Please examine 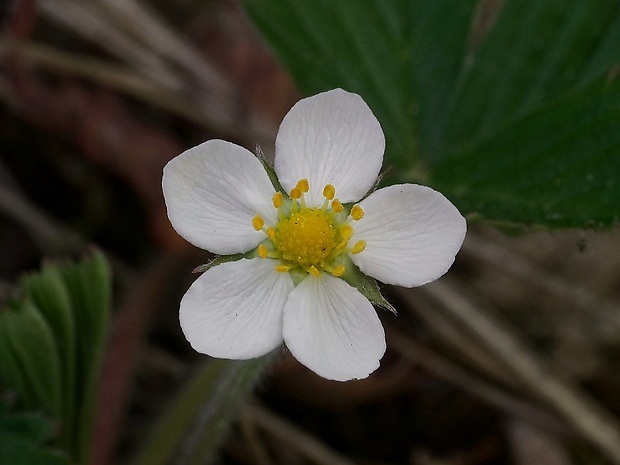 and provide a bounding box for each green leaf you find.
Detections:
[0,299,63,417]
[56,250,111,464]
[0,431,68,465]
[0,399,57,446]
[20,264,76,447]
[434,76,620,228]
[438,0,620,152]
[244,0,620,228]
[130,356,274,465]
[245,0,419,172]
